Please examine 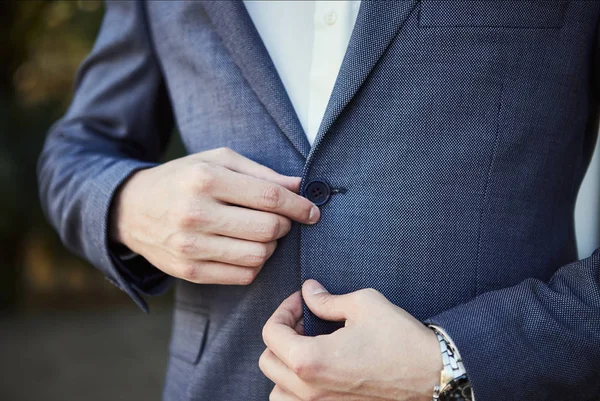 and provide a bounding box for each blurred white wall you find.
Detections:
[575,136,600,258]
